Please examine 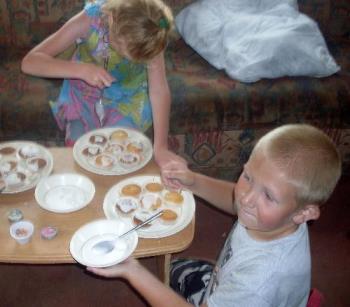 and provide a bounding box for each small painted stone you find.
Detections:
[8,209,23,223]
[40,226,58,240]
